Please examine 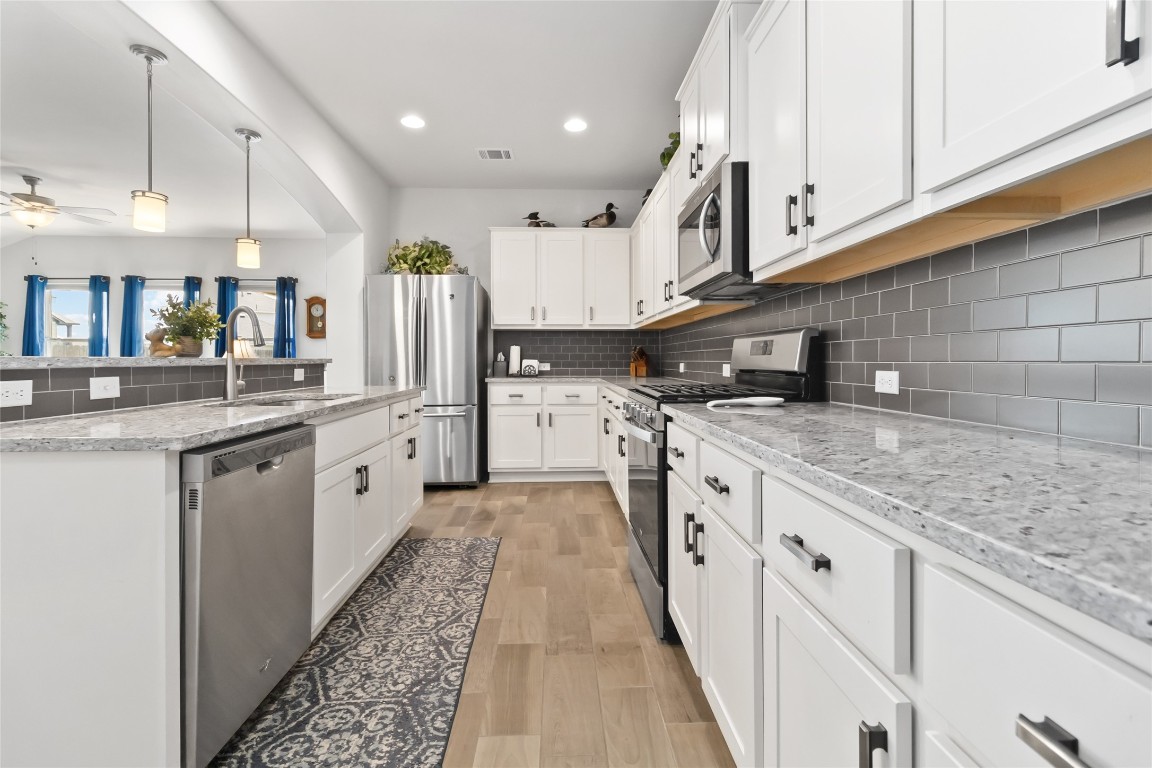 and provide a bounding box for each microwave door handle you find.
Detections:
[698,193,718,261]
